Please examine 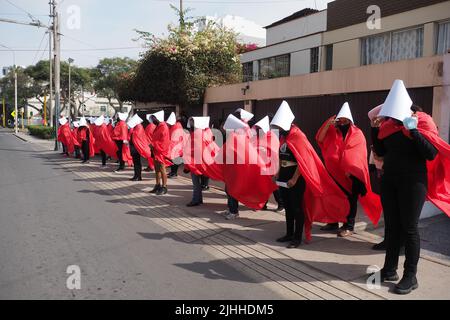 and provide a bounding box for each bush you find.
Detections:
[28,125,55,139]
